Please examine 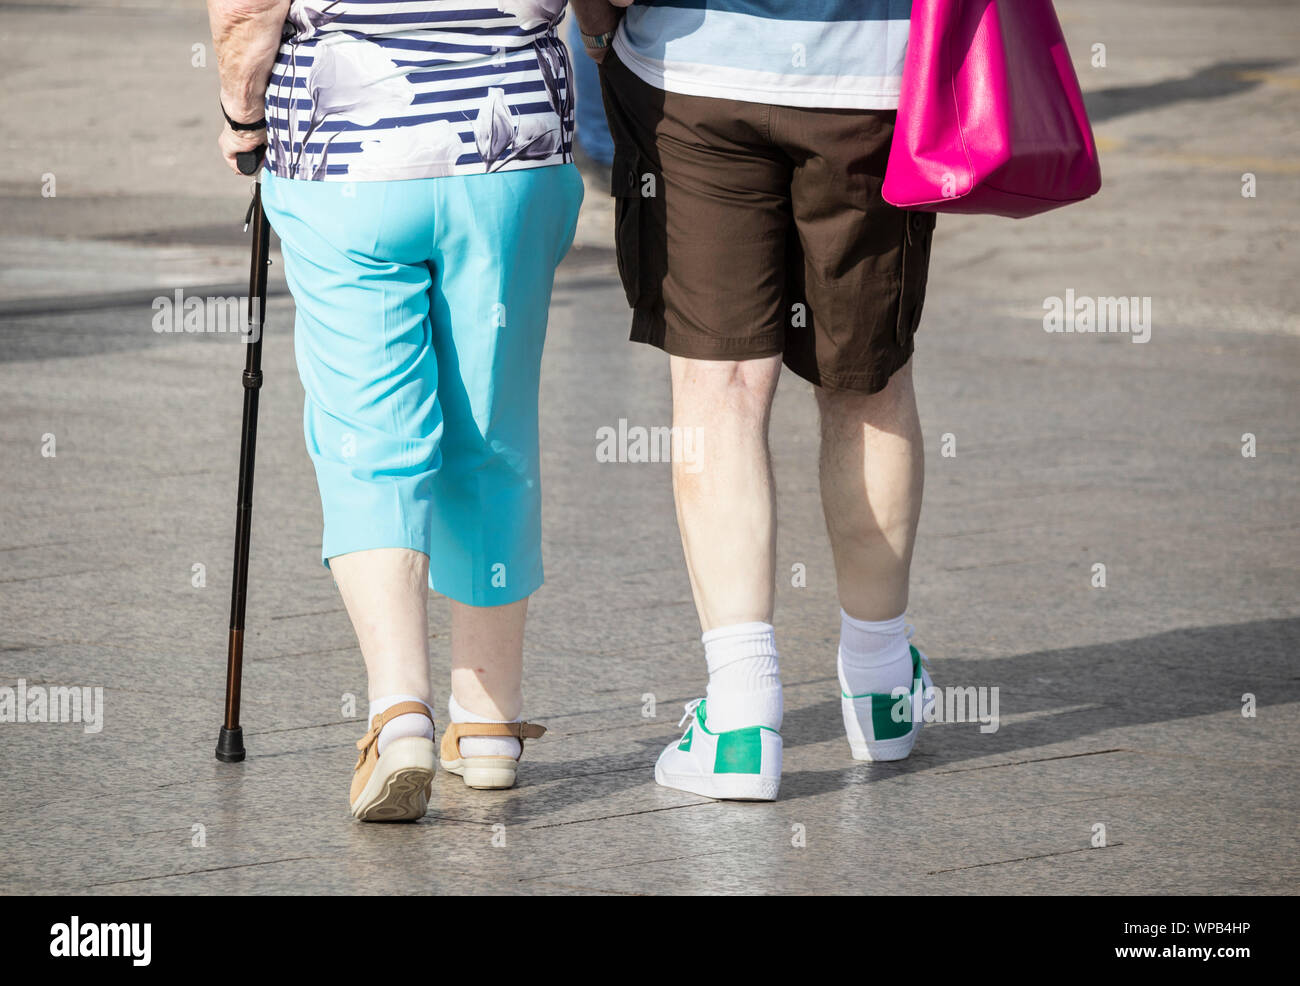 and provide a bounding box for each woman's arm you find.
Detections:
[206,0,291,173]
